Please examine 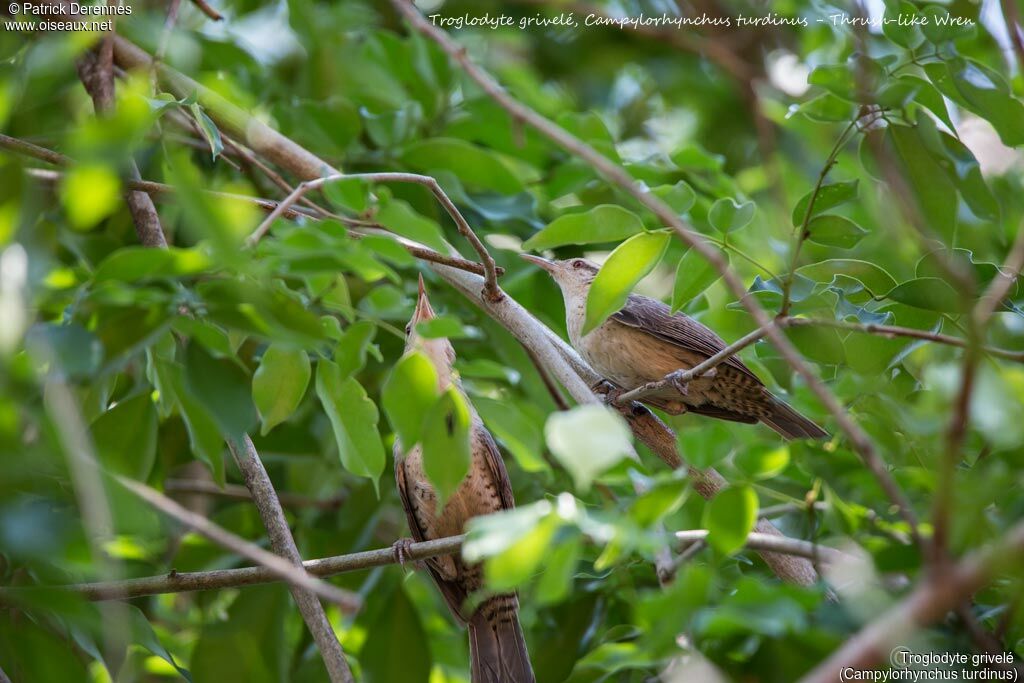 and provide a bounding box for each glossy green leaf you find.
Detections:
[734,446,790,479]
[545,405,632,490]
[791,180,858,227]
[888,124,958,239]
[926,59,1024,147]
[360,585,432,683]
[252,345,310,436]
[806,215,868,249]
[381,351,440,449]
[798,259,897,294]
[798,93,857,122]
[651,182,697,214]
[316,360,386,493]
[882,0,924,48]
[94,247,211,282]
[189,103,223,160]
[671,246,728,312]
[335,320,377,379]
[401,138,523,194]
[26,323,103,377]
[182,343,257,440]
[523,205,644,251]
[703,486,759,556]
[322,177,369,214]
[583,231,671,335]
[420,386,472,508]
[91,394,157,480]
[535,533,583,605]
[708,198,755,233]
[375,198,449,254]
[886,277,968,312]
[920,6,975,43]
